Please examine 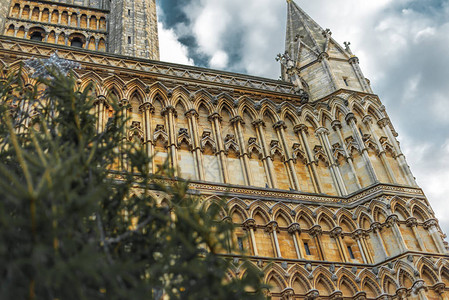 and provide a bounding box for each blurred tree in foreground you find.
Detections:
[0,57,266,300]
